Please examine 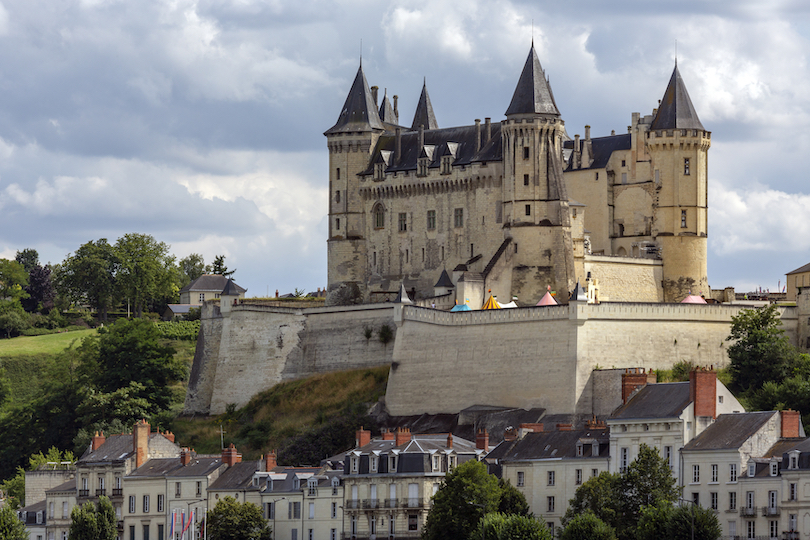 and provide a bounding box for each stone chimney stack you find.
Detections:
[371,86,378,107]
[573,134,581,169]
[222,443,242,467]
[476,429,489,451]
[689,368,717,419]
[395,128,402,164]
[475,119,481,153]
[485,117,491,143]
[381,428,395,441]
[355,427,371,448]
[394,427,412,446]
[393,95,399,123]
[265,451,278,472]
[133,419,150,468]
[419,124,425,148]
[180,448,191,466]
[446,433,453,449]
[92,431,106,451]
[782,410,801,438]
